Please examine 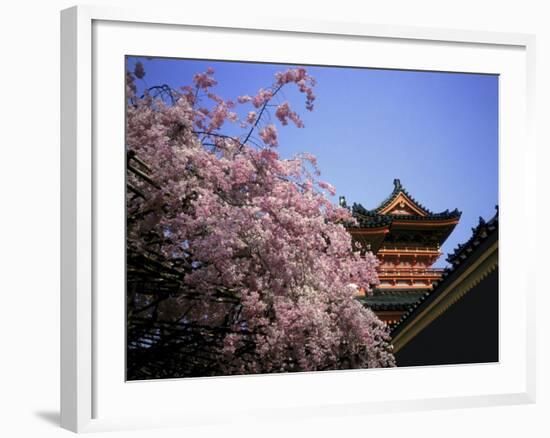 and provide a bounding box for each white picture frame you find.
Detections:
[60,5,537,433]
